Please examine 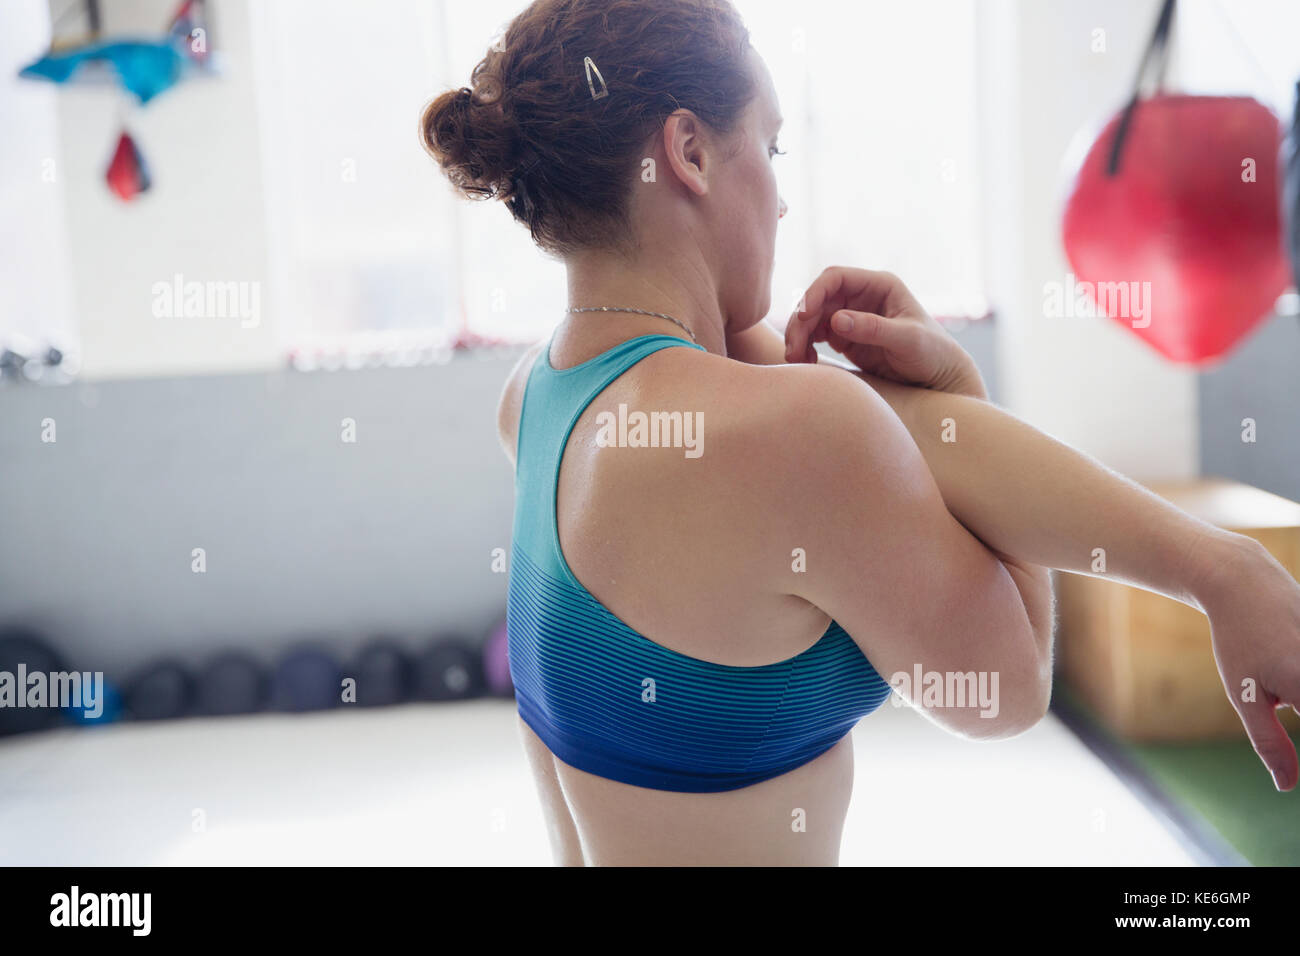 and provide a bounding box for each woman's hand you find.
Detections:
[784,266,988,399]
[1195,535,1300,791]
